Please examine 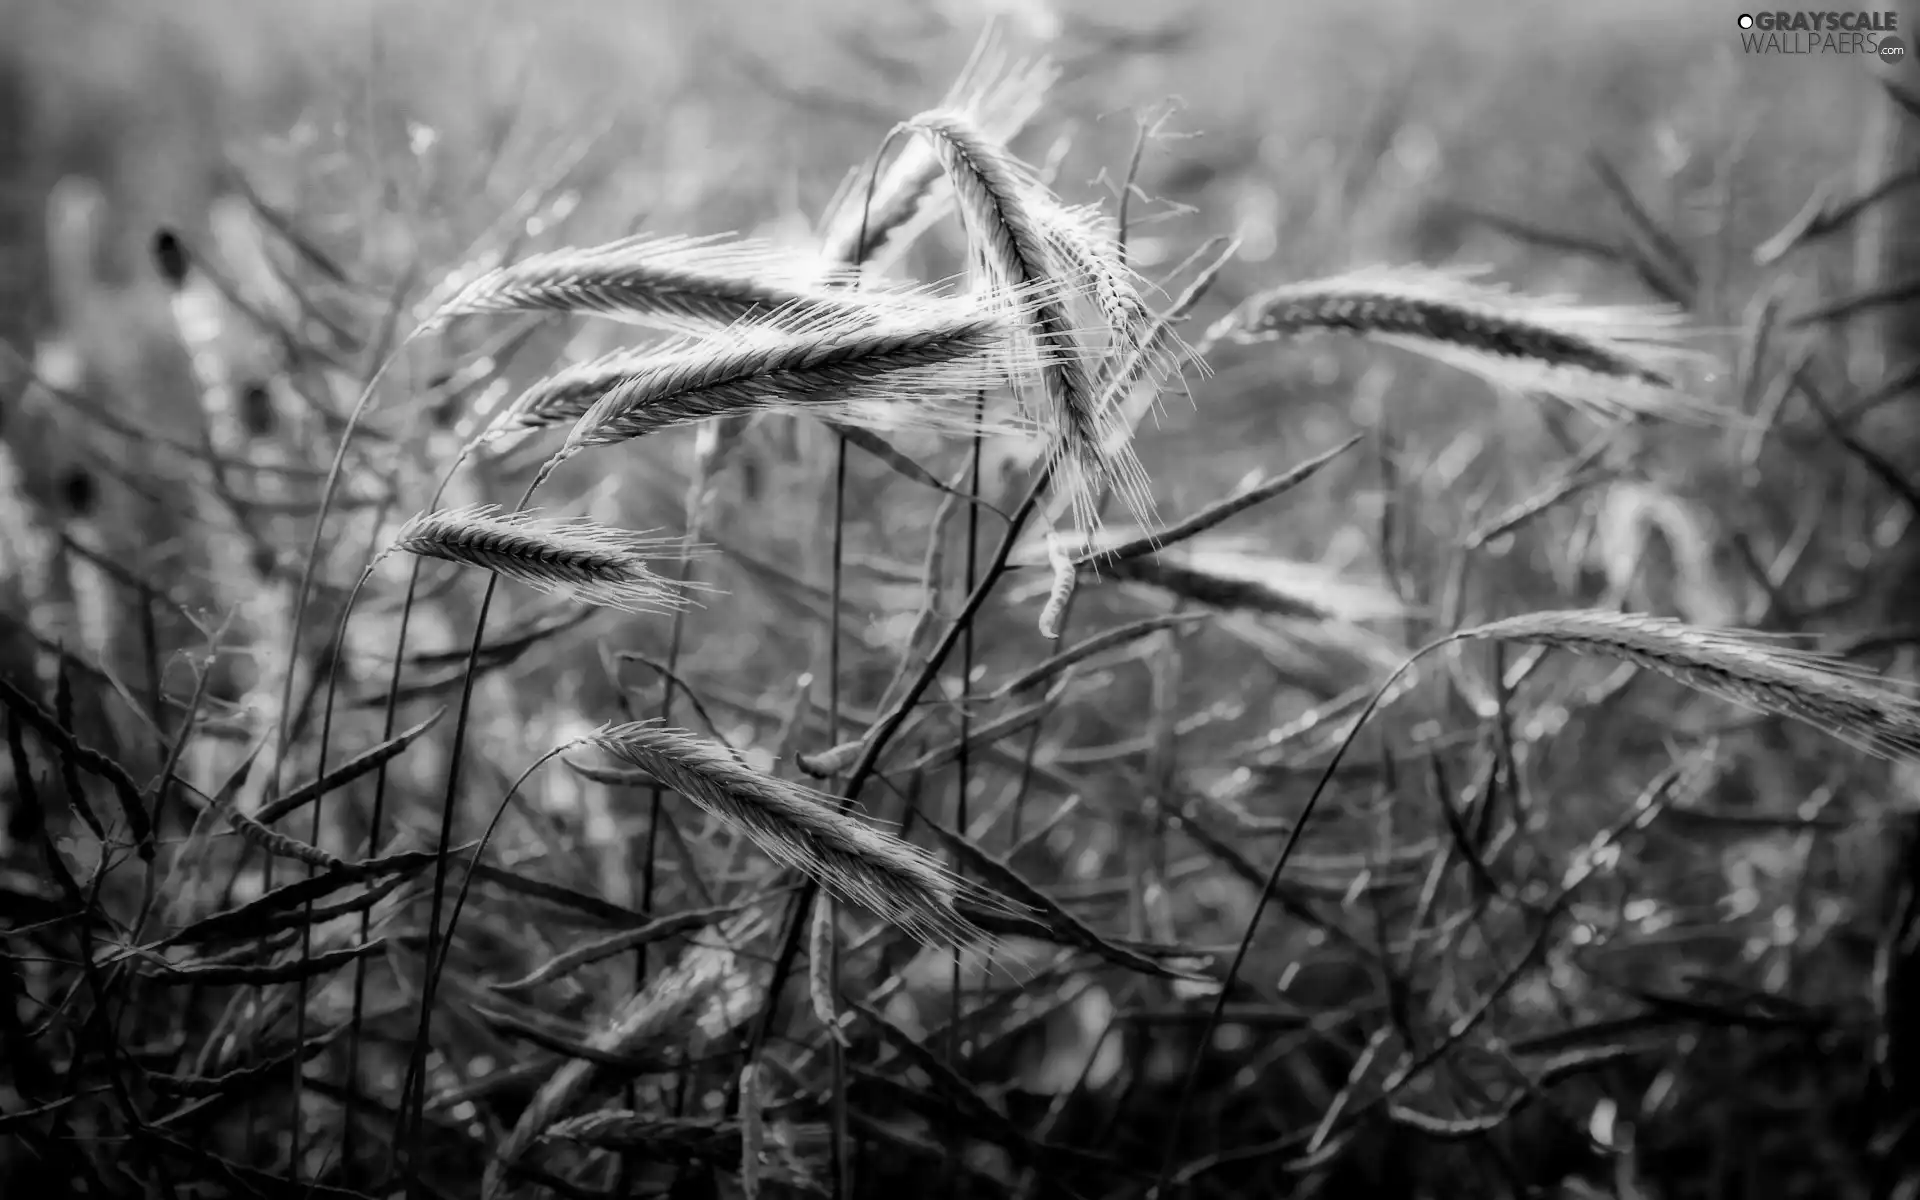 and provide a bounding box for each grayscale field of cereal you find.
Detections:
[3,1,1920,1197]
